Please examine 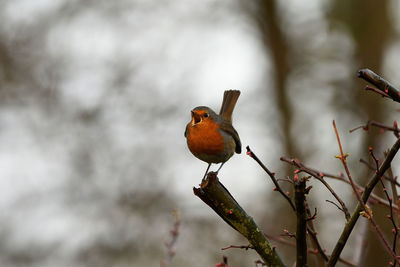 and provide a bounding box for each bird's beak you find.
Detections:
[191,110,201,125]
